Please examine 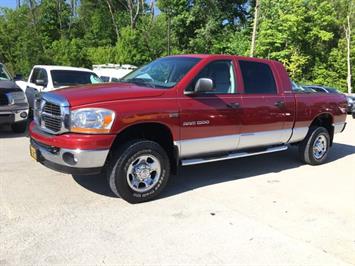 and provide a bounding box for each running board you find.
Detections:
[181,145,288,166]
